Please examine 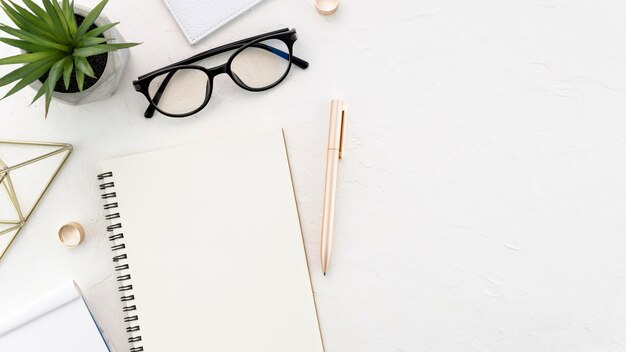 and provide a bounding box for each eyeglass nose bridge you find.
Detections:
[205,64,229,79]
